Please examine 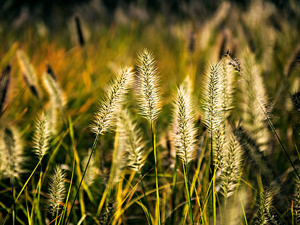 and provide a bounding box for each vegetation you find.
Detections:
[0,0,300,224]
